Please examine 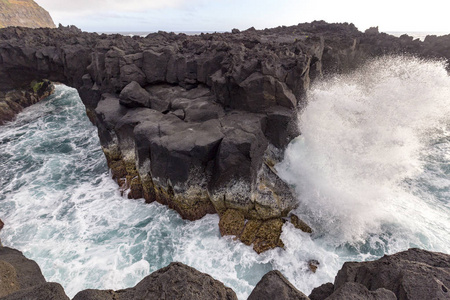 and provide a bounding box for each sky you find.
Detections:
[34,0,450,34]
